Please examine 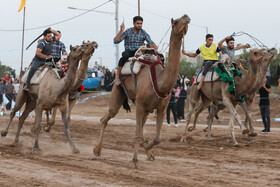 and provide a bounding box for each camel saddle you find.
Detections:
[121,45,158,75]
[21,66,60,85]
